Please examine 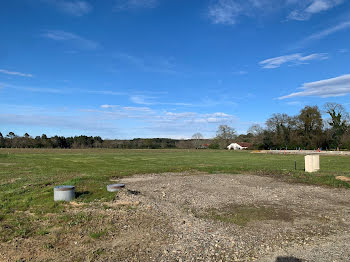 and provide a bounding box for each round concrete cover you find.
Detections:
[54,185,75,191]
[54,185,75,201]
[107,184,125,192]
